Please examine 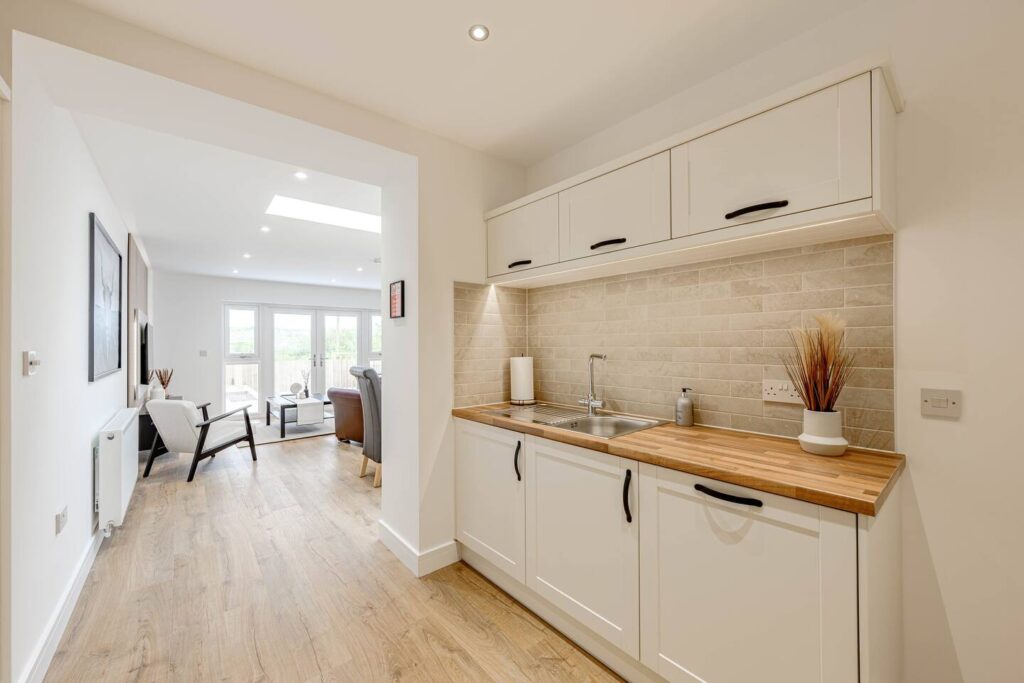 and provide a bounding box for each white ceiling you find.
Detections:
[73,112,384,288]
[69,0,863,166]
